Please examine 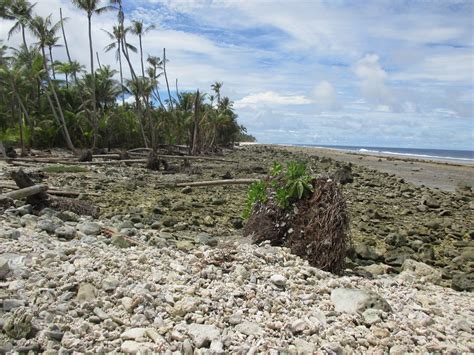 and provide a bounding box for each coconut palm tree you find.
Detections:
[45,24,62,79]
[0,60,31,154]
[54,60,84,88]
[28,14,75,151]
[4,0,37,53]
[130,20,155,77]
[103,25,137,105]
[211,81,223,104]
[71,0,115,148]
[146,55,165,109]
